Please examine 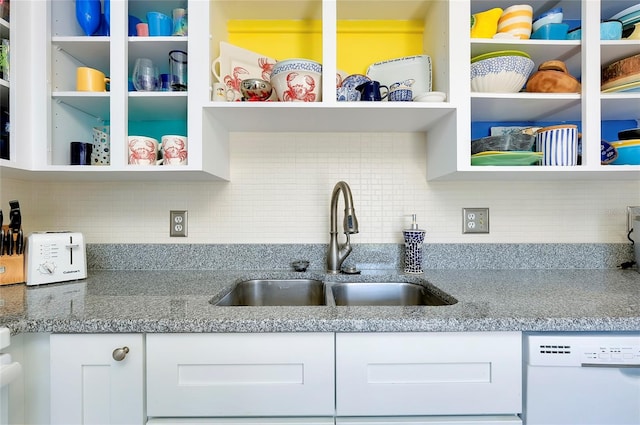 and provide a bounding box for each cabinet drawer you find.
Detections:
[147,333,335,417]
[336,332,522,416]
[336,416,522,425]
